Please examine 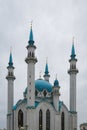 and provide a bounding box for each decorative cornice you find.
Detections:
[25,57,37,64]
[69,111,77,114]
[26,106,35,109]
[6,75,16,80]
[68,69,79,74]
[26,45,36,50]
